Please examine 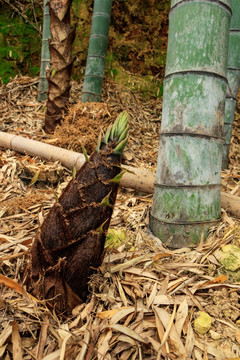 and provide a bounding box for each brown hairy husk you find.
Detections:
[24,142,121,313]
